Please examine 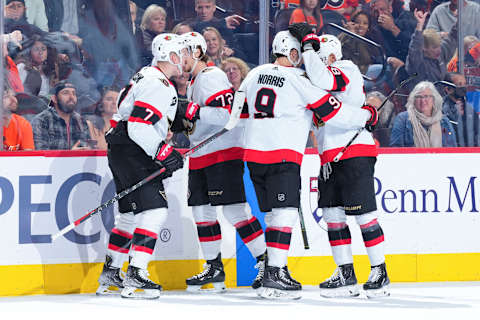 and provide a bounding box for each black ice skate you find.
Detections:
[96,255,124,296]
[258,265,302,300]
[186,254,226,293]
[319,263,360,298]
[283,266,302,289]
[363,263,390,298]
[121,265,162,299]
[251,253,266,290]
